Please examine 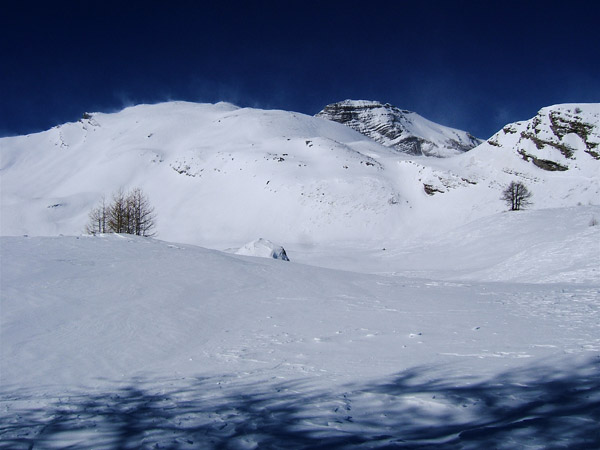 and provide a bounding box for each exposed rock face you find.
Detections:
[316,100,482,157]
[485,104,600,171]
